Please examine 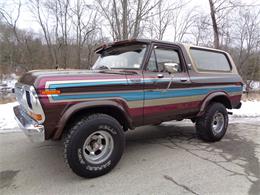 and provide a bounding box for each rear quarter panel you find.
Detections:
[180,44,243,109]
